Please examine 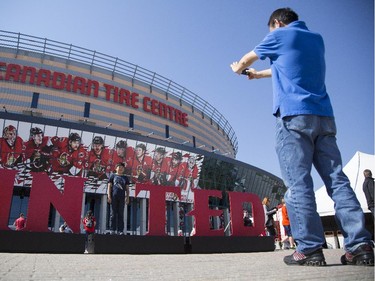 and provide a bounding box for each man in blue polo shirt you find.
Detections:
[231,7,373,266]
